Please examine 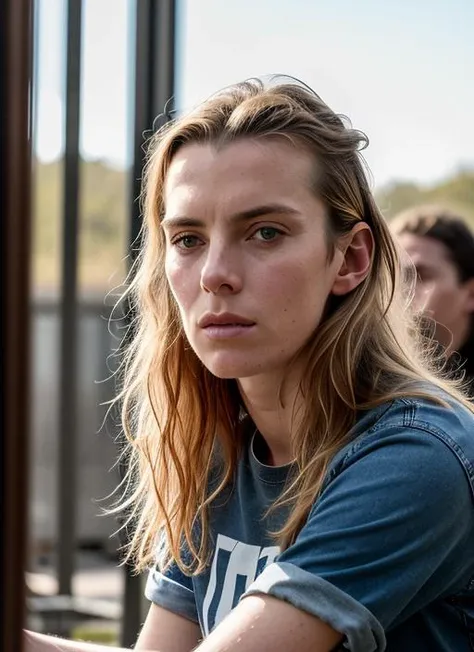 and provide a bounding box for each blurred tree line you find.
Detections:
[32,158,129,291]
[377,168,474,223]
[31,158,474,291]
